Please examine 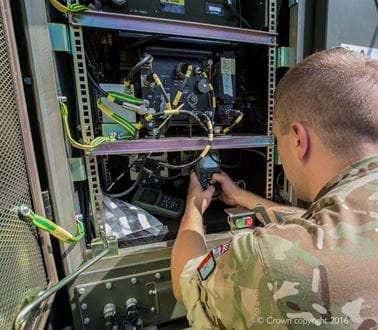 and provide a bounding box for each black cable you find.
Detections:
[155,109,209,134]
[106,170,142,199]
[157,82,171,106]
[209,152,242,169]
[128,53,153,83]
[106,154,150,197]
[225,0,252,29]
[237,0,242,28]
[106,158,138,192]
[87,67,109,96]
[245,149,267,160]
[140,166,184,181]
[155,112,213,170]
